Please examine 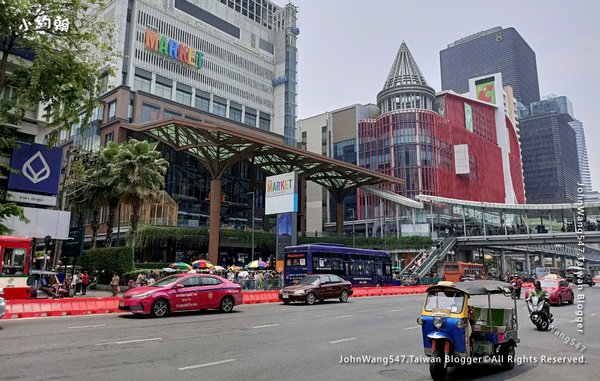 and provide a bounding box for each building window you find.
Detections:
[164,109,182,119]
[213,101,227,117]
[245,113,256,127]
[259,115,270,131]
[176,89,192,106]
[104,132,114,145]
[133,75,151,93]
[154,82,172,99]
[108,101,116,121]
[229,107,242,122]
[141,103,160,122]
[98,75,109,95]
[195,95,210,112]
